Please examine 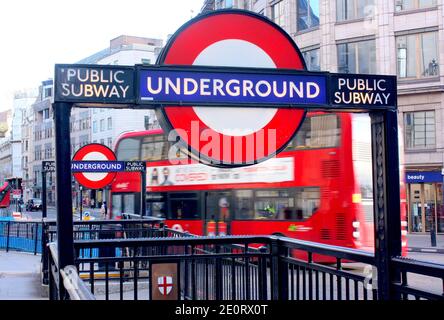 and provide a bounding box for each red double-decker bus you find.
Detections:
[0,182,12,208]
[110,113,407,253]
